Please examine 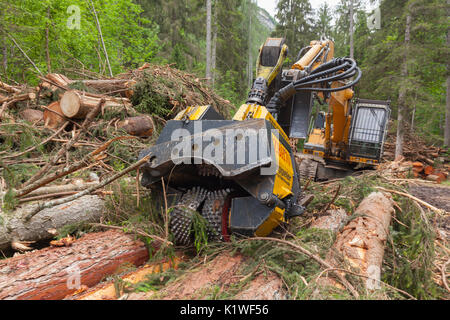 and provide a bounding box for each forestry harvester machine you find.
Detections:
[138,38,391,245]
